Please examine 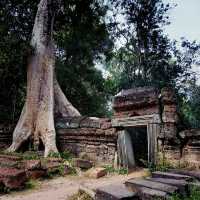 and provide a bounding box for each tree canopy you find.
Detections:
[0,0,200,128]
